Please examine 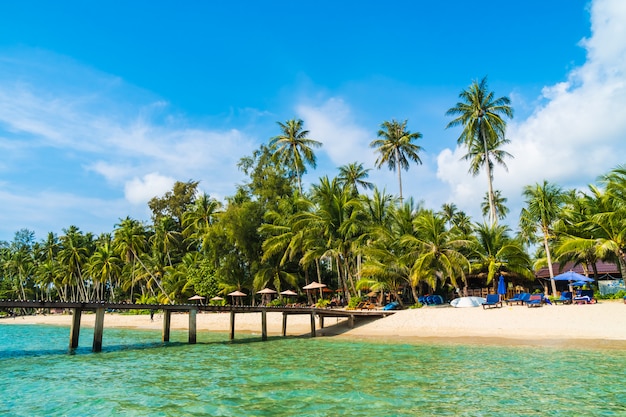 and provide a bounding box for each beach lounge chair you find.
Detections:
[482,294,502,309]
[574,289,596,304]
[526,294,543,307]
[553,291,573,305]
[383,301,400,311]
[505,292,530,306]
